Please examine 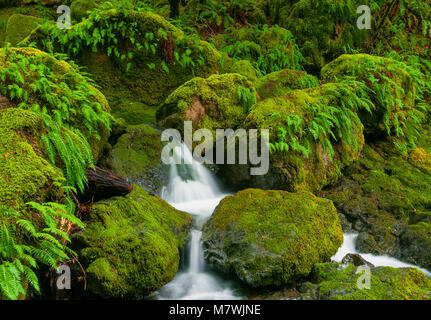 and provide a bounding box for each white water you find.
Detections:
[156,142,430,299]
[156,142,239,300]
[332,233,431,277]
